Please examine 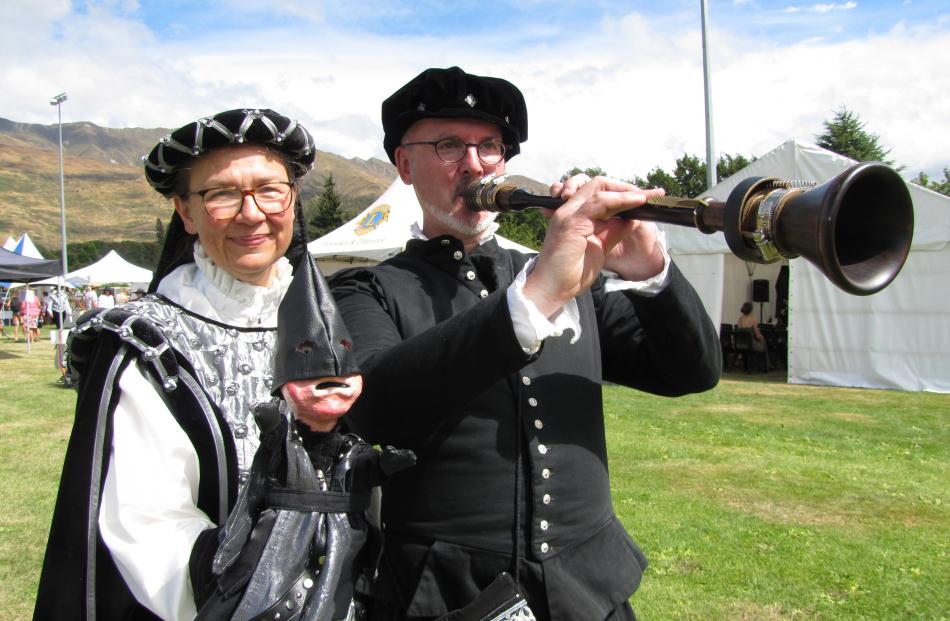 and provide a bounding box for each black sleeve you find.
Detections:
[189,526,223,609]
[594,261,722,396]
[330,268,534,444]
